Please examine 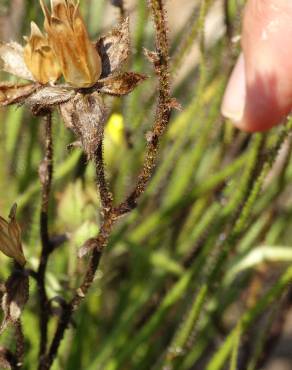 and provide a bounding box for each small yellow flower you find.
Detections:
[0,204,26,267]
[23,21,62,84]
[40,0,102,87]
